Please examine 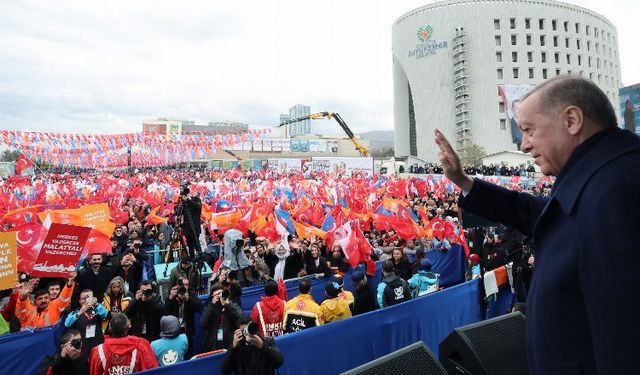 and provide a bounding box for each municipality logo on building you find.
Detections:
[417,24,433,43]
[409,24,448,59]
